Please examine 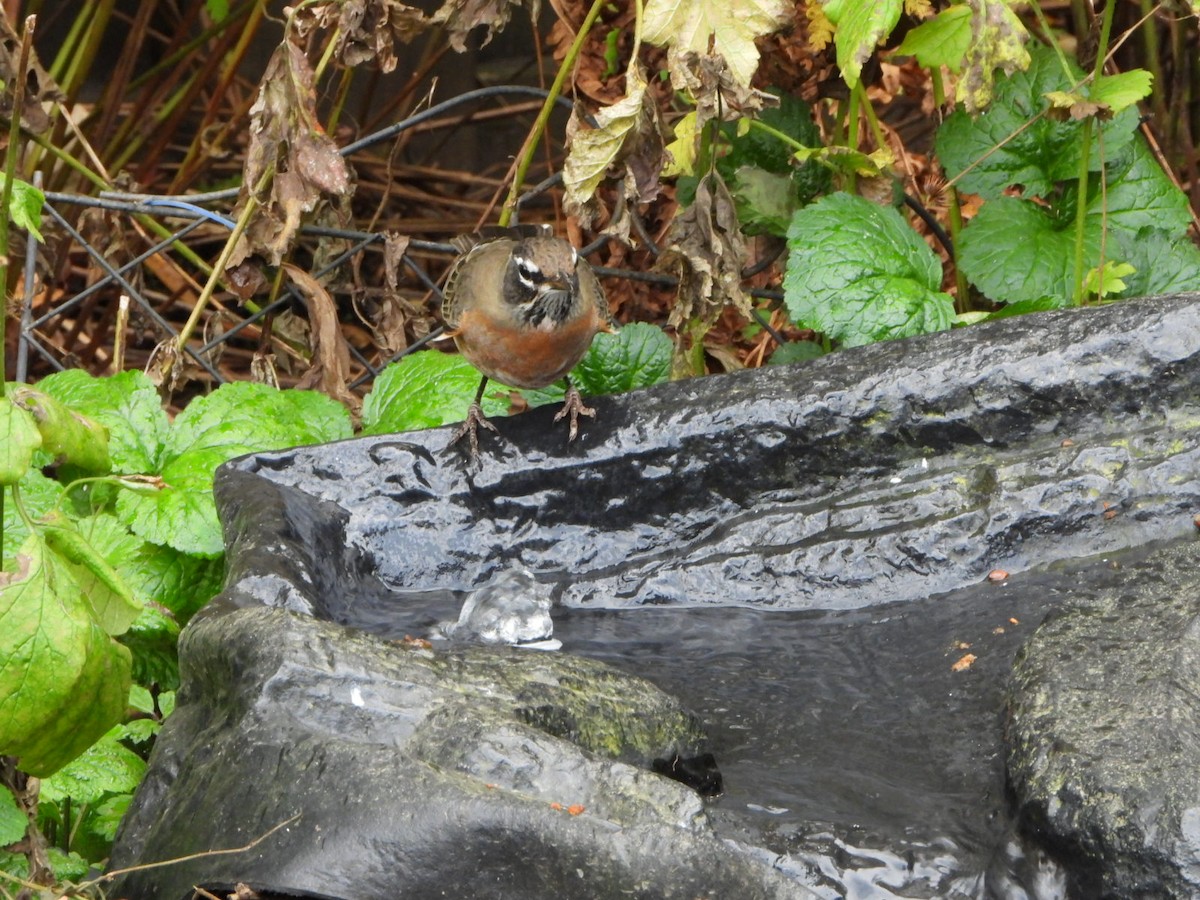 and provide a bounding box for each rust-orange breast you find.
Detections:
[452,305,606,389]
